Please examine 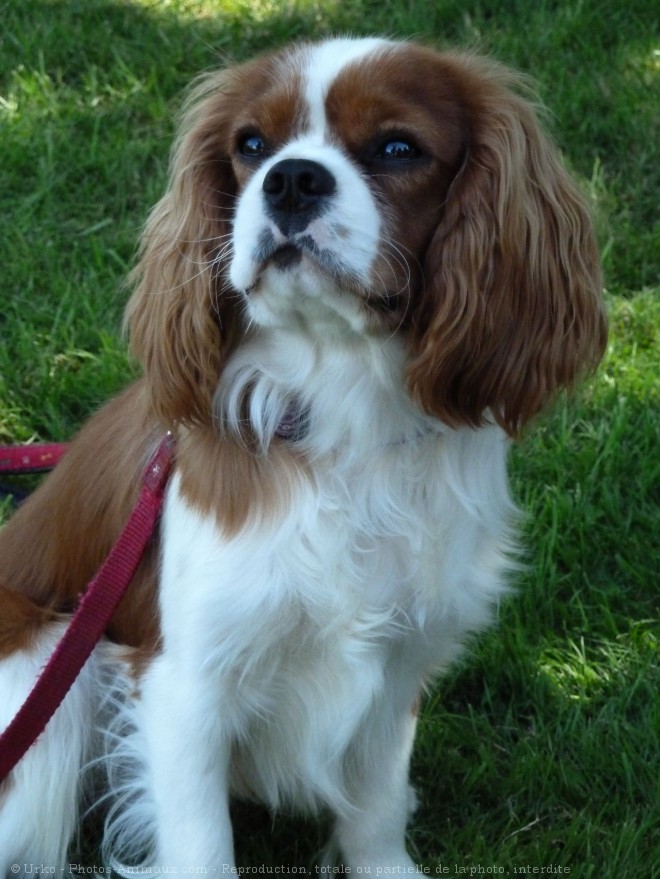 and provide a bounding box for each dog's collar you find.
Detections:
[273,400,437,448]
[274,401,310,442]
